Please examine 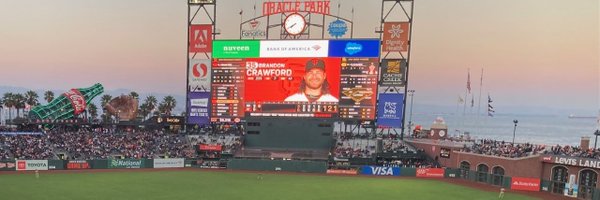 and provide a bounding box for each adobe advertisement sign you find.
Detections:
[380,59,406,86]
[511,177,540,191]
[0,160,16,171]
[416,168,445,178]
[382,22,409,52]
[244,58,341,118]
[339,58,378,120]
[16,160,48,171]
[187,92,210,125]
[189,24,212,53]
[377,93,404,128]
[361,166,400,176]
[189,59,211,92]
